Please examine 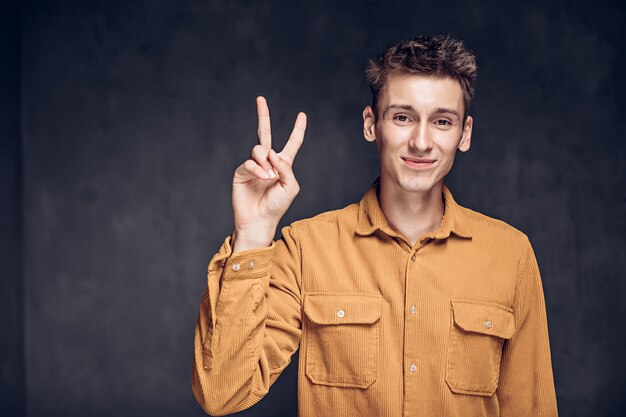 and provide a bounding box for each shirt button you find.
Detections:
[248,260,255,269]
[337,310,345,318]
[484,320,492,329]
[232,262,241,271]
[409,364,417,372]
[411,254,416,262]
[410,305,416,314]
